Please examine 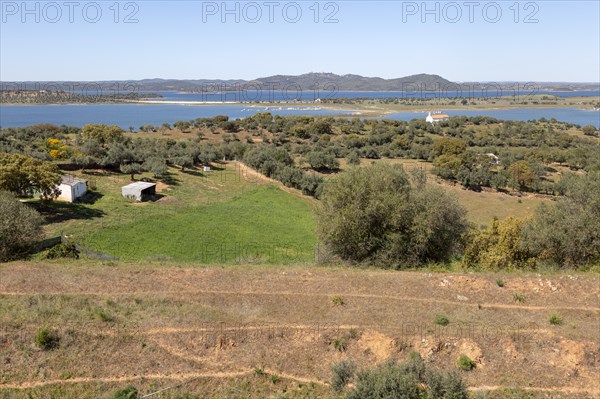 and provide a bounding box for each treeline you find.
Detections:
[229,113,599,194]
[2,114,598,198]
